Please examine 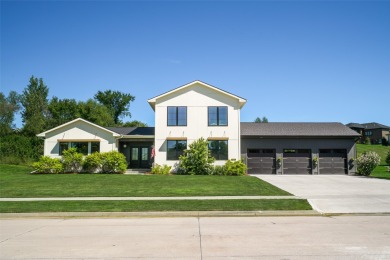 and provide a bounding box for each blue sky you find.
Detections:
[1,0,389,127]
